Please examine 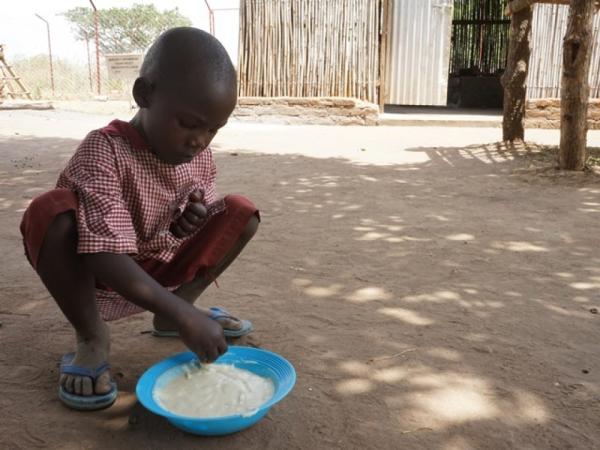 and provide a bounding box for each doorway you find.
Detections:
[447,0,510,108]
[384,0,510,109]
